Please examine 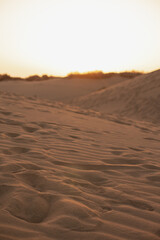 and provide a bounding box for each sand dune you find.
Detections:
[71,69,160,123]
[0,70,160,239]
[0,74,131,103]
[1,70,159,123]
